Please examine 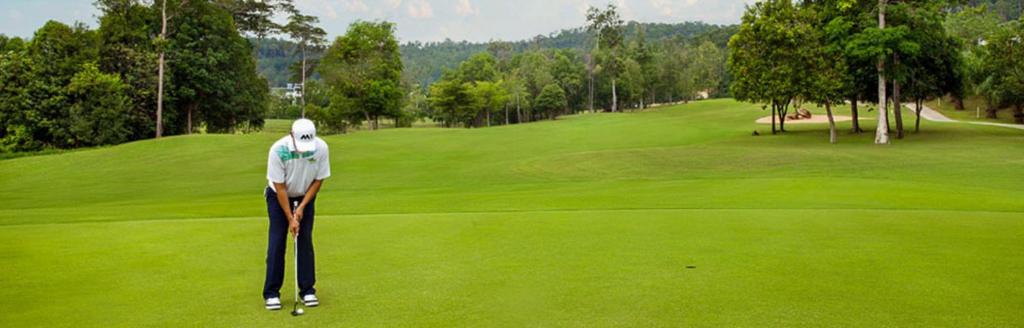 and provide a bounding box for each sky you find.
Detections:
[0,0,755,43]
